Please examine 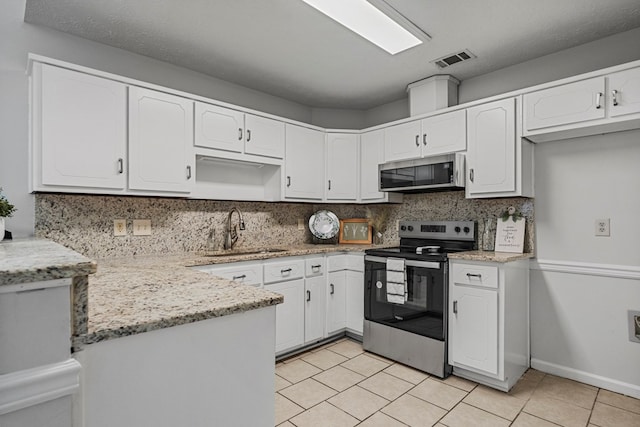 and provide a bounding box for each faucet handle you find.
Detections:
[239,220,246,231]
